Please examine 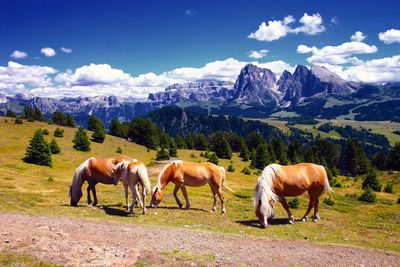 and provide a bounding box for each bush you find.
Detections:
[156,148,170,160]
[15,117,23,124]
[241,167,251,175]
[116,146,123,154]
[384,183,394,193]
[47,176,54,182]
[227,161,235,172]
[27,118,34,122]
[23,129,52,167]
[288,197,300,209]
[53,128,64,137]
[42,129,49,135]
[207,152,219,165]
[49,139,61,154]
[359,187,377,203]
[73,127,91,152]
[330,178,343,188]
[323,198,335,206]
[362,170,382,192]
[6,109,16,118]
